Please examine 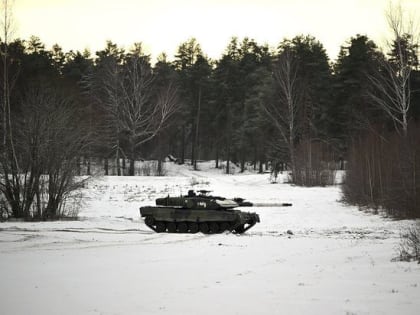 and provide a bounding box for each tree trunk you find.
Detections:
[226,139,231,175]
[191,124,195,167]
[76,157,81,176]
[215,145,219,169]
[116,145,121,176]
[253,147,257,171]
[157,158,162,175]
[129,138,135,176]
[129,158,135,176]
[193,87,202,170]
[104,158,109,175]
[87,156,91,176]
[122,157,127,176]
[180,126,185,164]
[226,158,230,174]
